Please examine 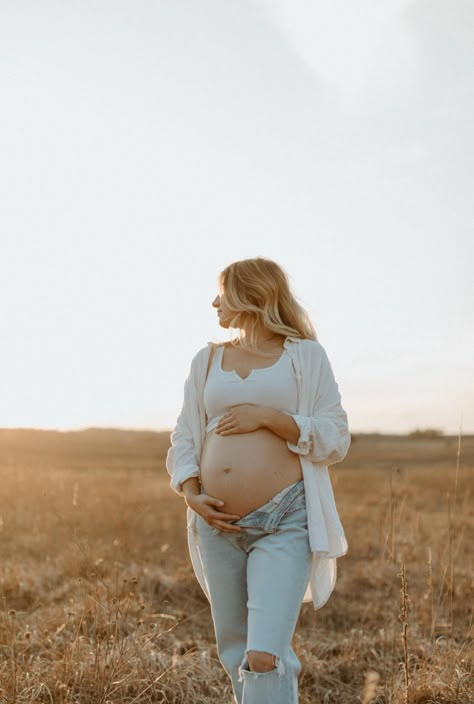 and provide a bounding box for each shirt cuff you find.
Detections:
[170,467,201,496]
[285,413,313,456]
